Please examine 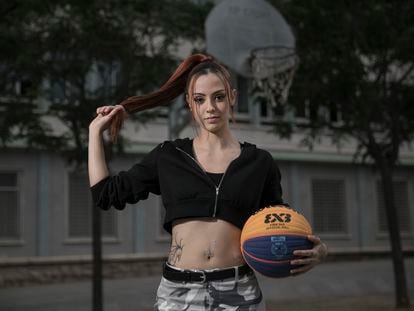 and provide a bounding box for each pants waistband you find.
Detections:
[163,262,253,283]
